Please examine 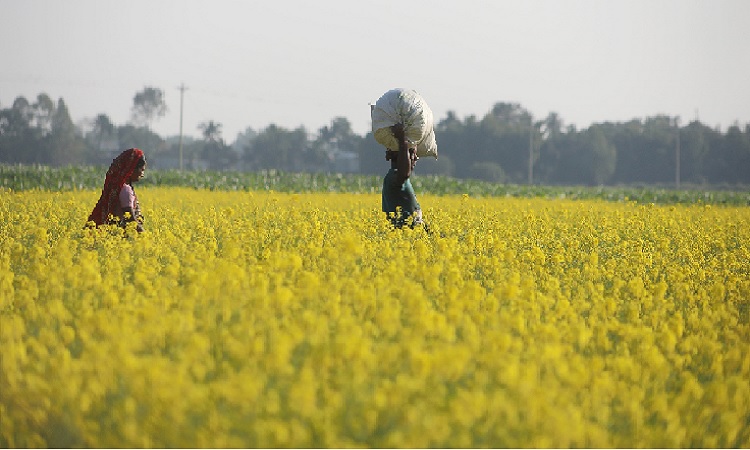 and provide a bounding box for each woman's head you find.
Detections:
[130,156,147,183]
[107,148,145,185]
